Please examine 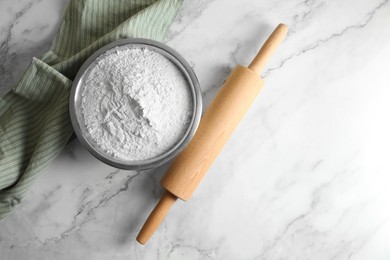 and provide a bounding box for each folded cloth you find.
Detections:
[0,0,183,220]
